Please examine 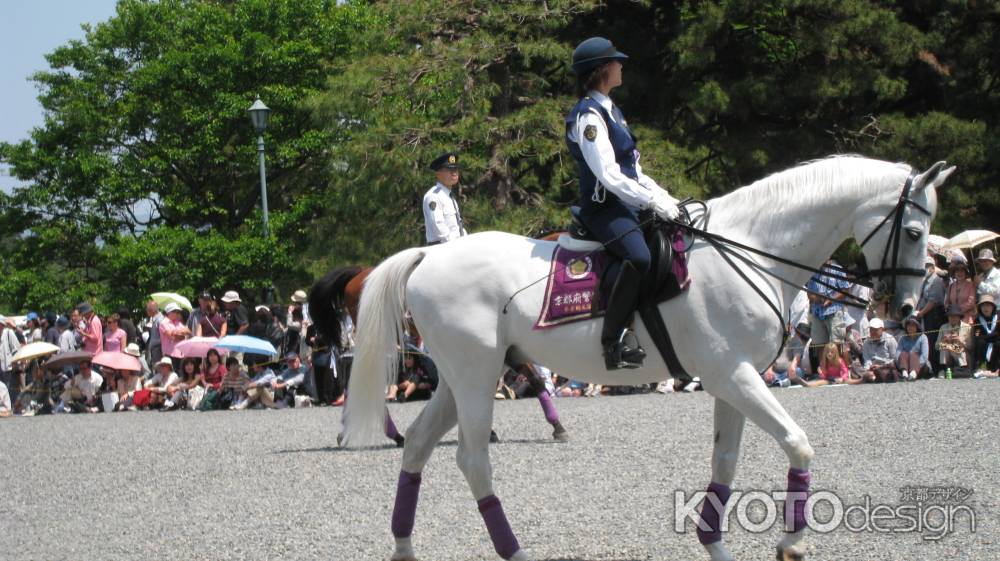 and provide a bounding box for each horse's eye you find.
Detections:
[905,227,921,242]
